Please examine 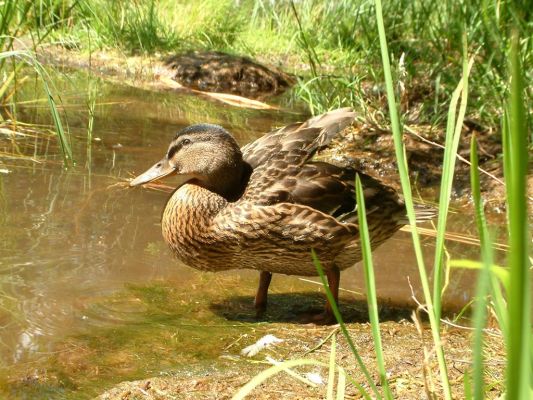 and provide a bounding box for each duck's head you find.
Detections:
[130,124,247,200]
